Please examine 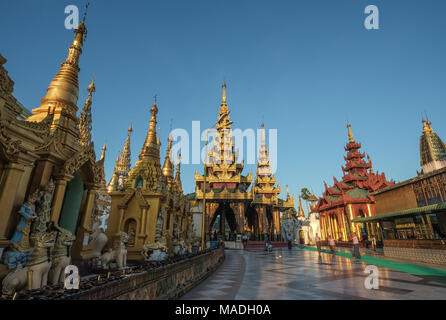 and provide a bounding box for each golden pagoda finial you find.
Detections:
[27,8,88,124]
[298,195,305,218]
[112,123,132,178]
[157,126,161,145]
[367,154,374,174]
[420,118,446,173]
[79,78,96,146]
[347,122,355,143]
[422,118,428,132]
[175,153,182,192]
[139,102,159,160]
[162,135,174,180]
[100,143,106,161]
[222,81,227,105]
